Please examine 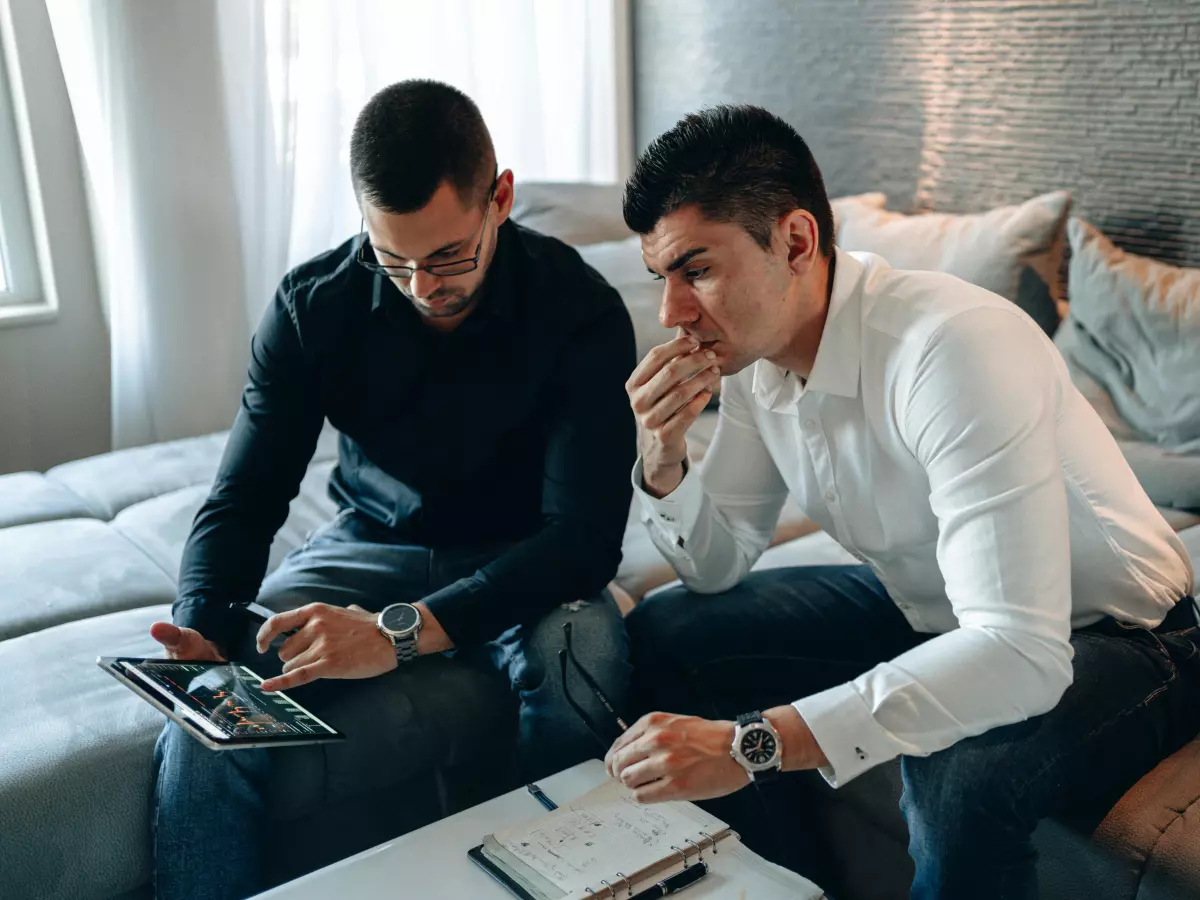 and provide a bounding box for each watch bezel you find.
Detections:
[730,715,783,775]
[377,602,422,640]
